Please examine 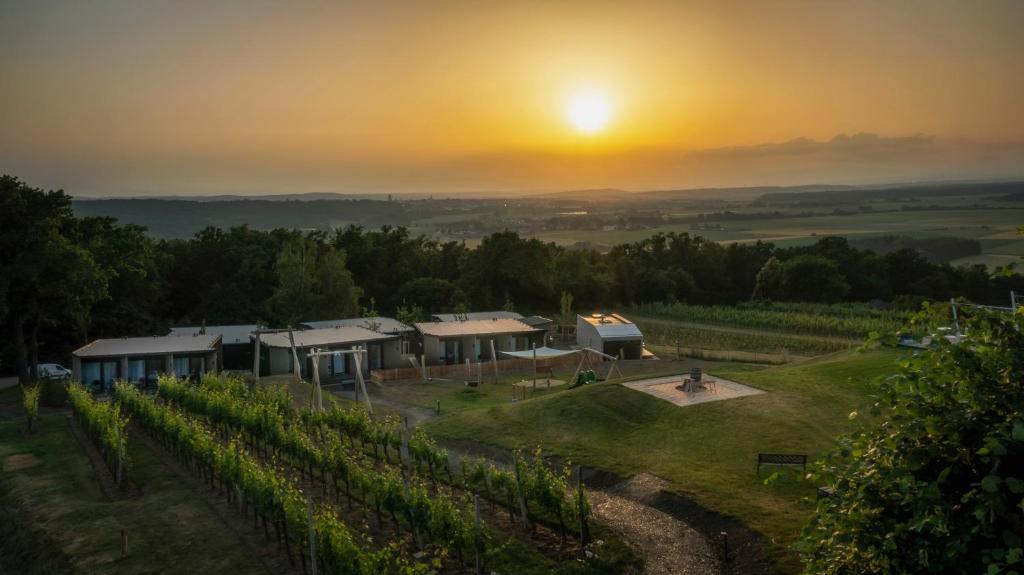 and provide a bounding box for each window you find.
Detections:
[127,359,146,386]
[173,357,190,377]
